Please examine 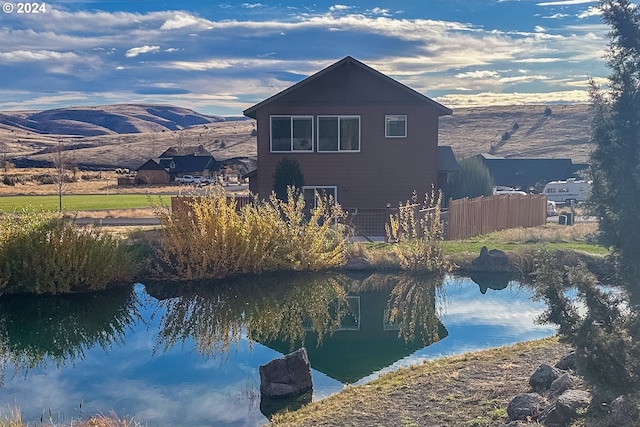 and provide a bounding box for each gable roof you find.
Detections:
[136,159,166,171]
[437,146,459,172]
[159,145,211,158]
[243,56,452,119]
